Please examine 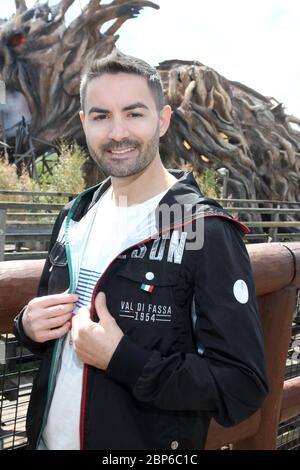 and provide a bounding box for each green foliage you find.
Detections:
[0,141,86,202]
[0,143,86,224]
[193,168,217,198]
[38,142,86,199]
[35,152,59,180]
[0,157,37,202]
